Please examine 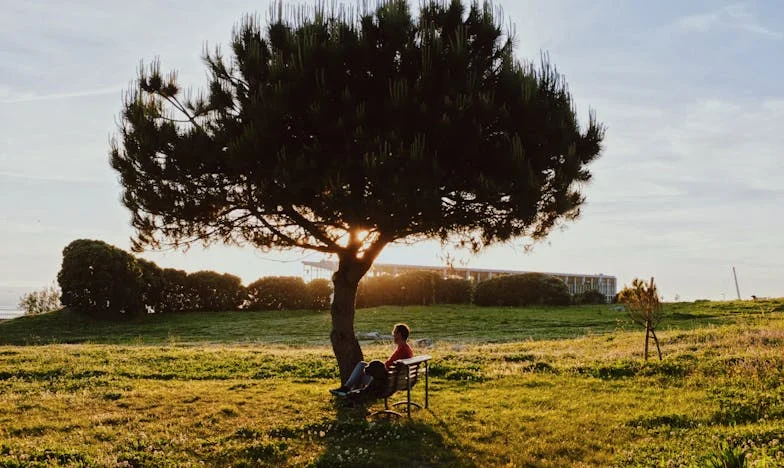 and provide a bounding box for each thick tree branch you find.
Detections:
[282,206,343,252]
[251,208,337,254]
[358,233,391,270]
